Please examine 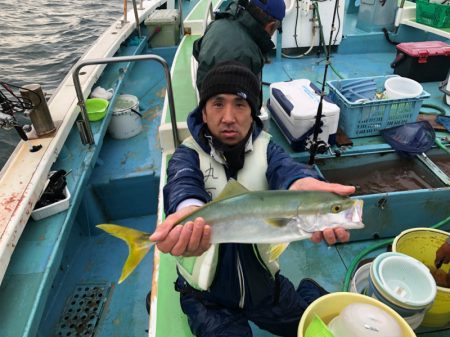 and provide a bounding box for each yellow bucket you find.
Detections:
[297,292,416,337]
[393,227,450,327]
